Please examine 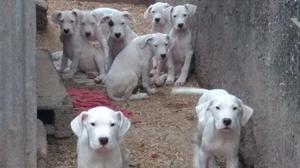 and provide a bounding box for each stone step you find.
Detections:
[36,49,73,138]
